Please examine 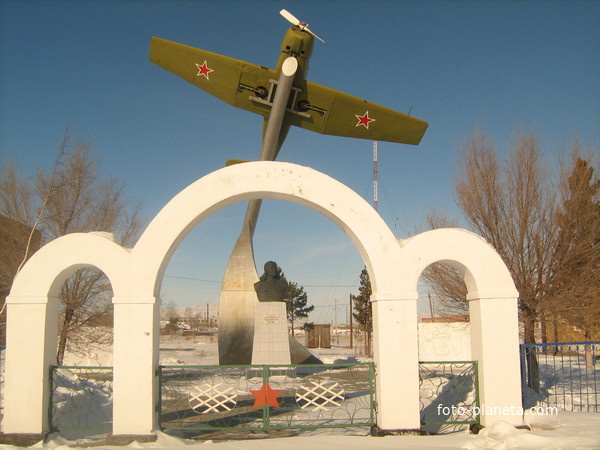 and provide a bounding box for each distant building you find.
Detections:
[544,315,600,342]
[160,303,219,331]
